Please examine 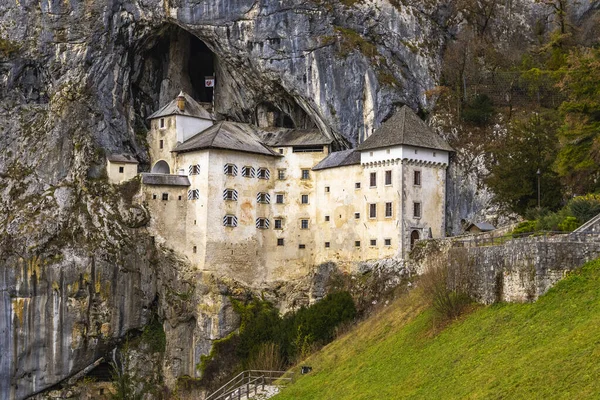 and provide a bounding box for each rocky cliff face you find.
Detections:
[2,0,597,398]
